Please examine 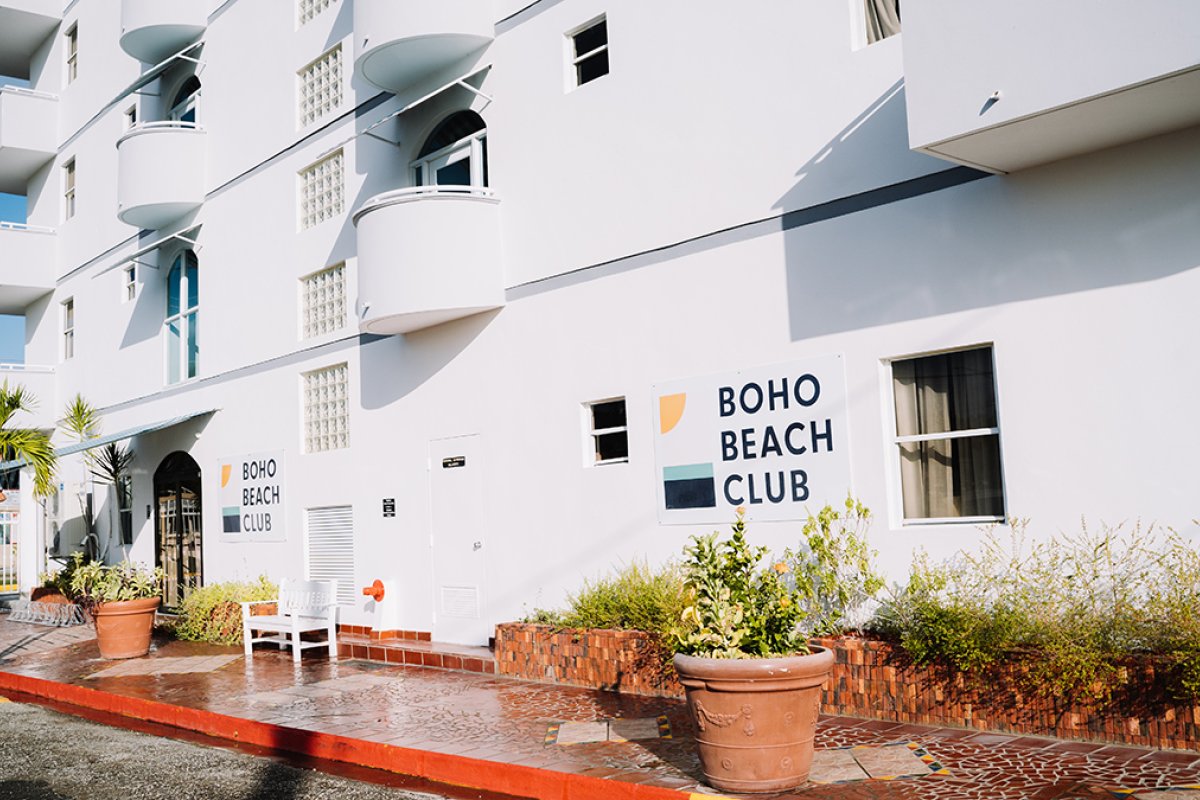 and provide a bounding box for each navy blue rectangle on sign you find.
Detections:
[222,515,241,533]
[664,477,716,509]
